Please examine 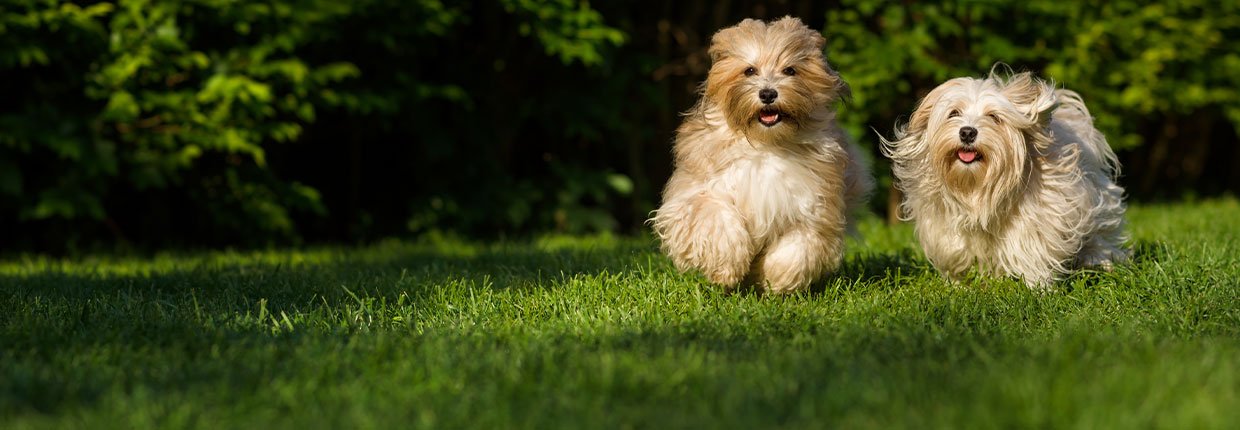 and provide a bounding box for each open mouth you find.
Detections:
[757,108,782,127]
[957,147,982,164]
